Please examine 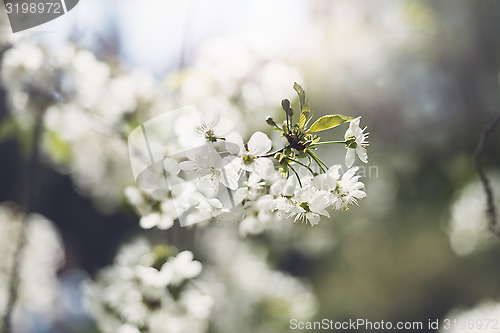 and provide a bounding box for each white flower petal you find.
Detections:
[345,149,355,168]
[200,110,220,129]
[179,161,197,171]
[140,213,160,229]
[233,187,248,204]
[252,158,274,178]
[343,167,359,180]
[310,193,330,213]
[356,147,368,163]
[220,158,241,190]
[157,215,174,230]
[283,177,298,197]
[225,132,244,154]
[307,213,320,226]
[345,117,361,139]
[247,131,272,156]
[214,118,235,137]
[239,216,265,236]
[163,158,179,175]
[317,209,330,217]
